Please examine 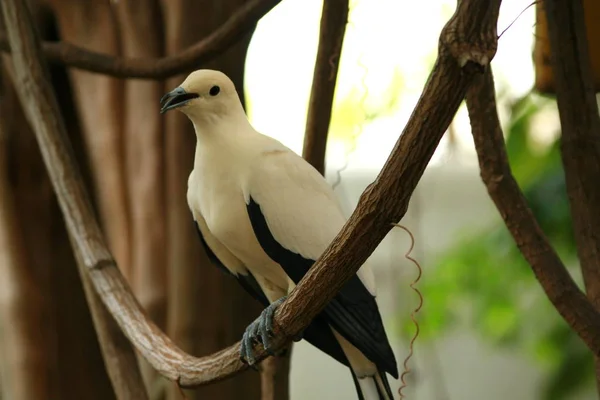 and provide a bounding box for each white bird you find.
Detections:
[160,69,398,400]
